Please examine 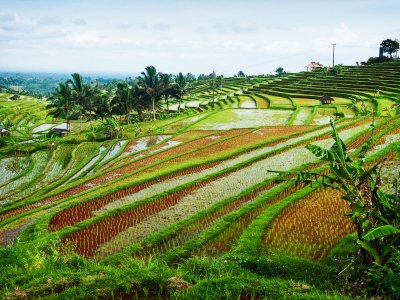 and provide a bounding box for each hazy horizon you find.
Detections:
[0,0,398,76]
